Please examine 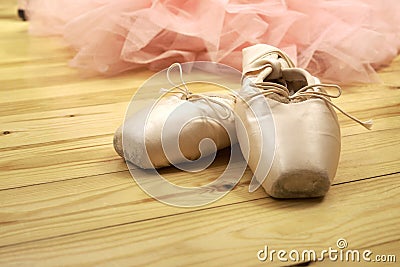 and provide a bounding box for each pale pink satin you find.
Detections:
[27,0,400,83]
